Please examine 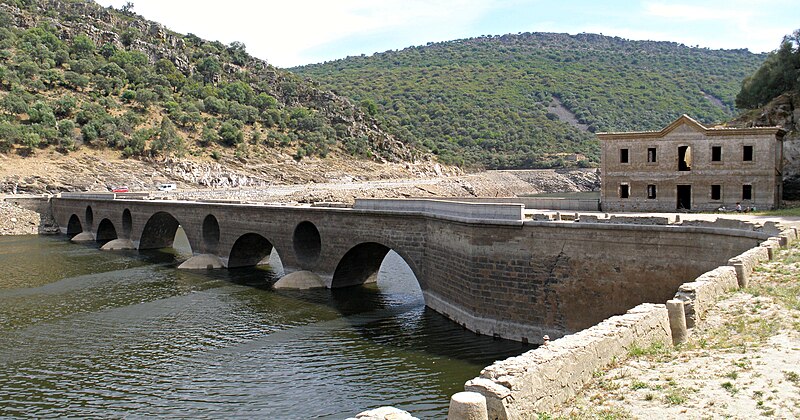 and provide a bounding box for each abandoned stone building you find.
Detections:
[598,115,785,212]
